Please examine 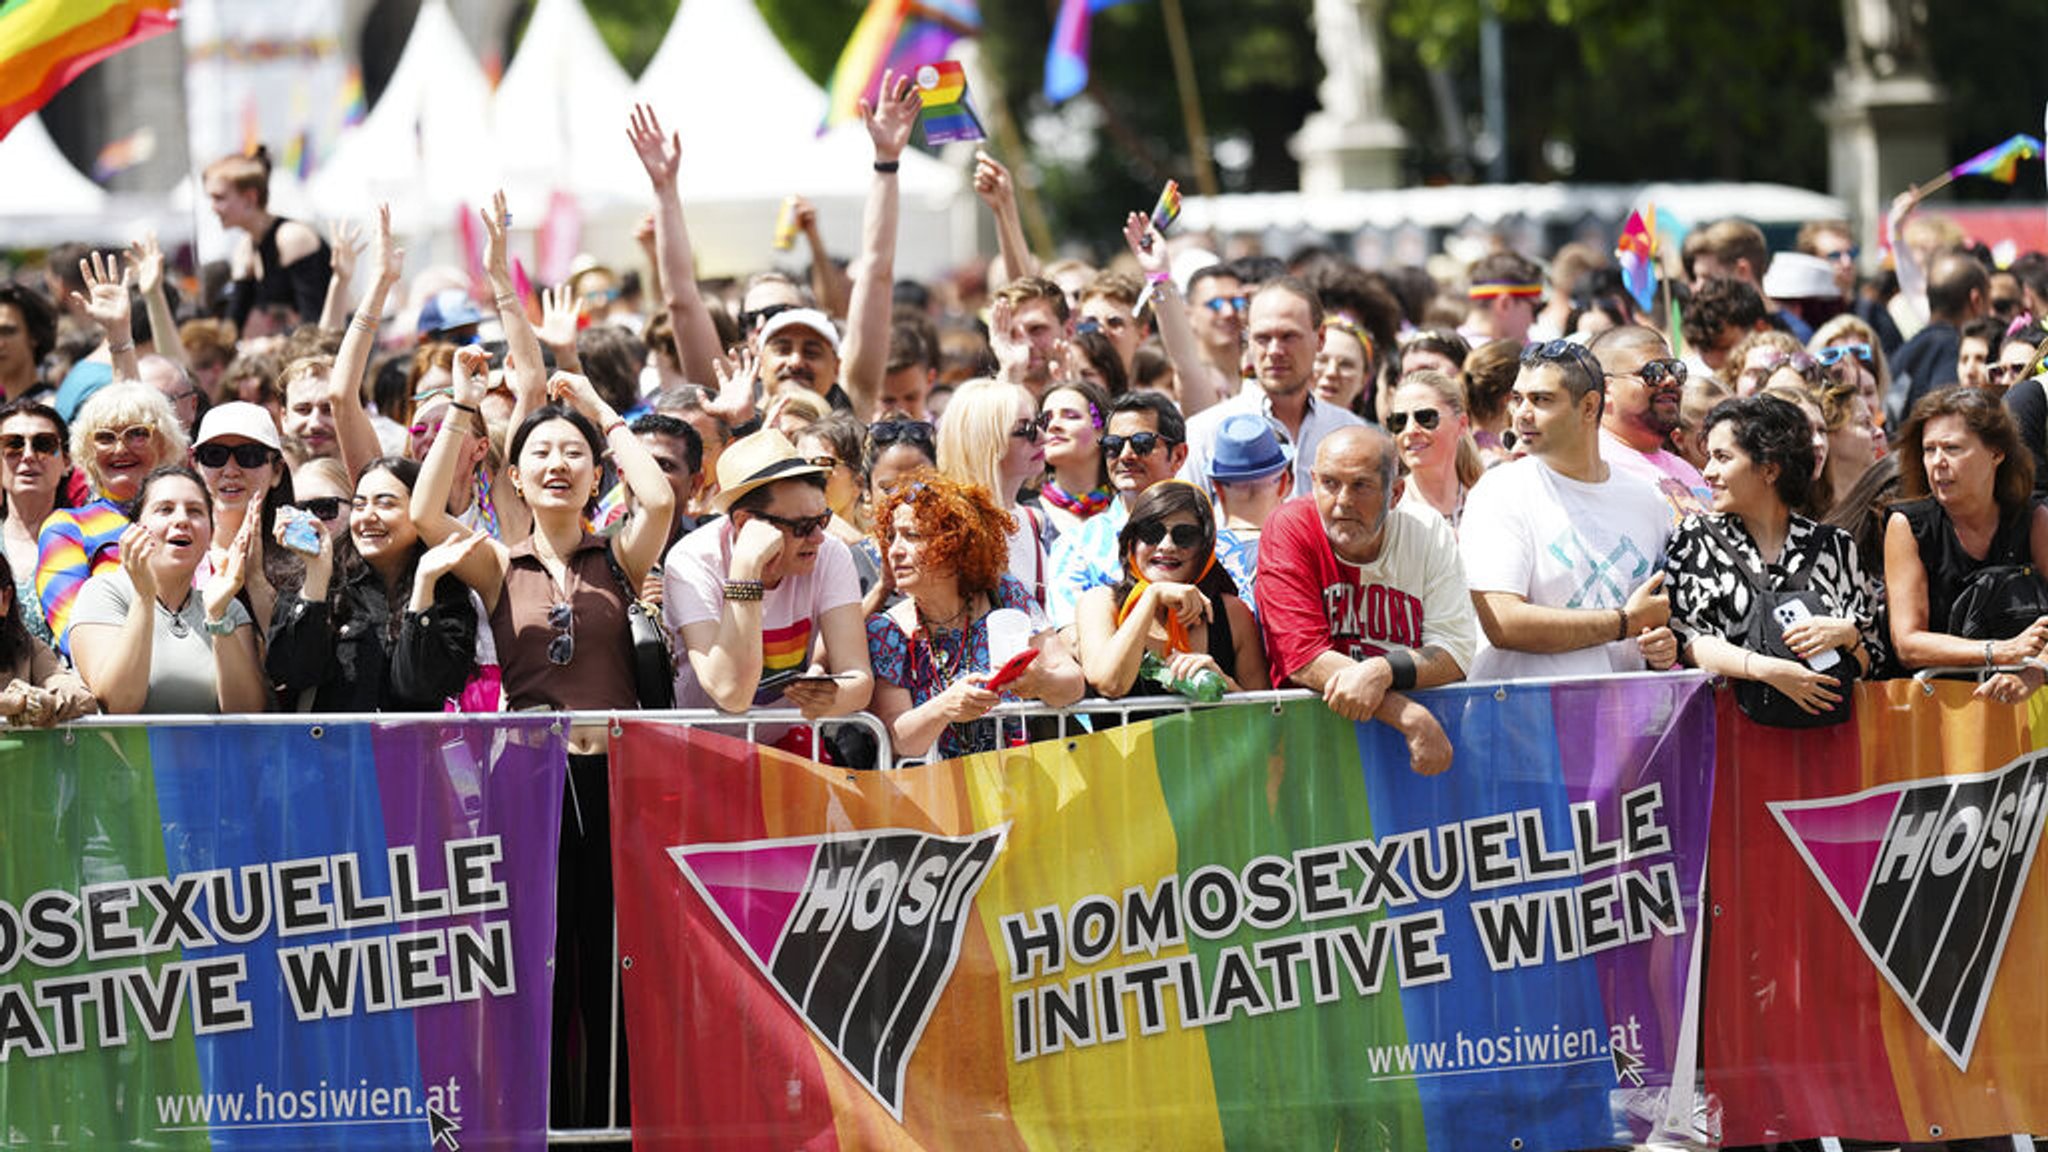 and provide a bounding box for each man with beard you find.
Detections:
[758,308,854,412]
[1592,326,1709,519]
[1256,426,1474,775]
